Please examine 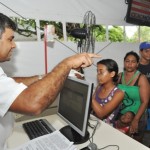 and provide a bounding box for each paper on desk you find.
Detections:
[12,130,77,150]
